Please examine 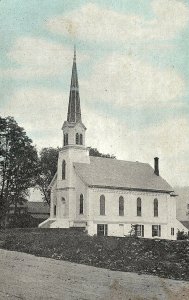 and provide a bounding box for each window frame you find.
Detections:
[152,225,161,237]
[64,133,68,146]
[79,194,84,215]
[100,195,105,215]
[119,196,124,216]
[136,224,144,237]
[62,160,66,180]
[154,198,158,217]
[54,205,57,217]
[137,198,142,216]
[76,133,79,145]
[97,224,108,236]
[80,134,83,145]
